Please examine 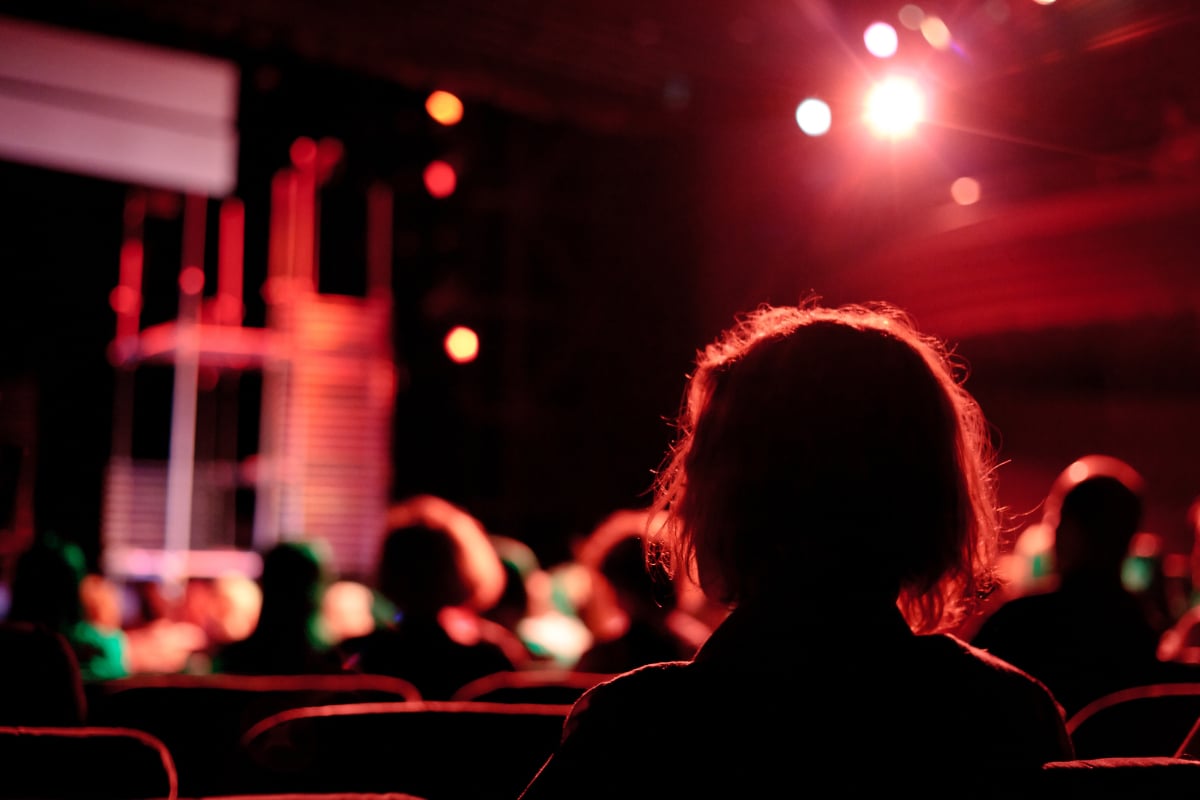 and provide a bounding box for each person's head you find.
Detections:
[1044,455,1144,580]
[376,495,506,618]
[256,539,333,626]
[7,533,88,629]
[650,299,1002,634]
[576,509,676,638]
